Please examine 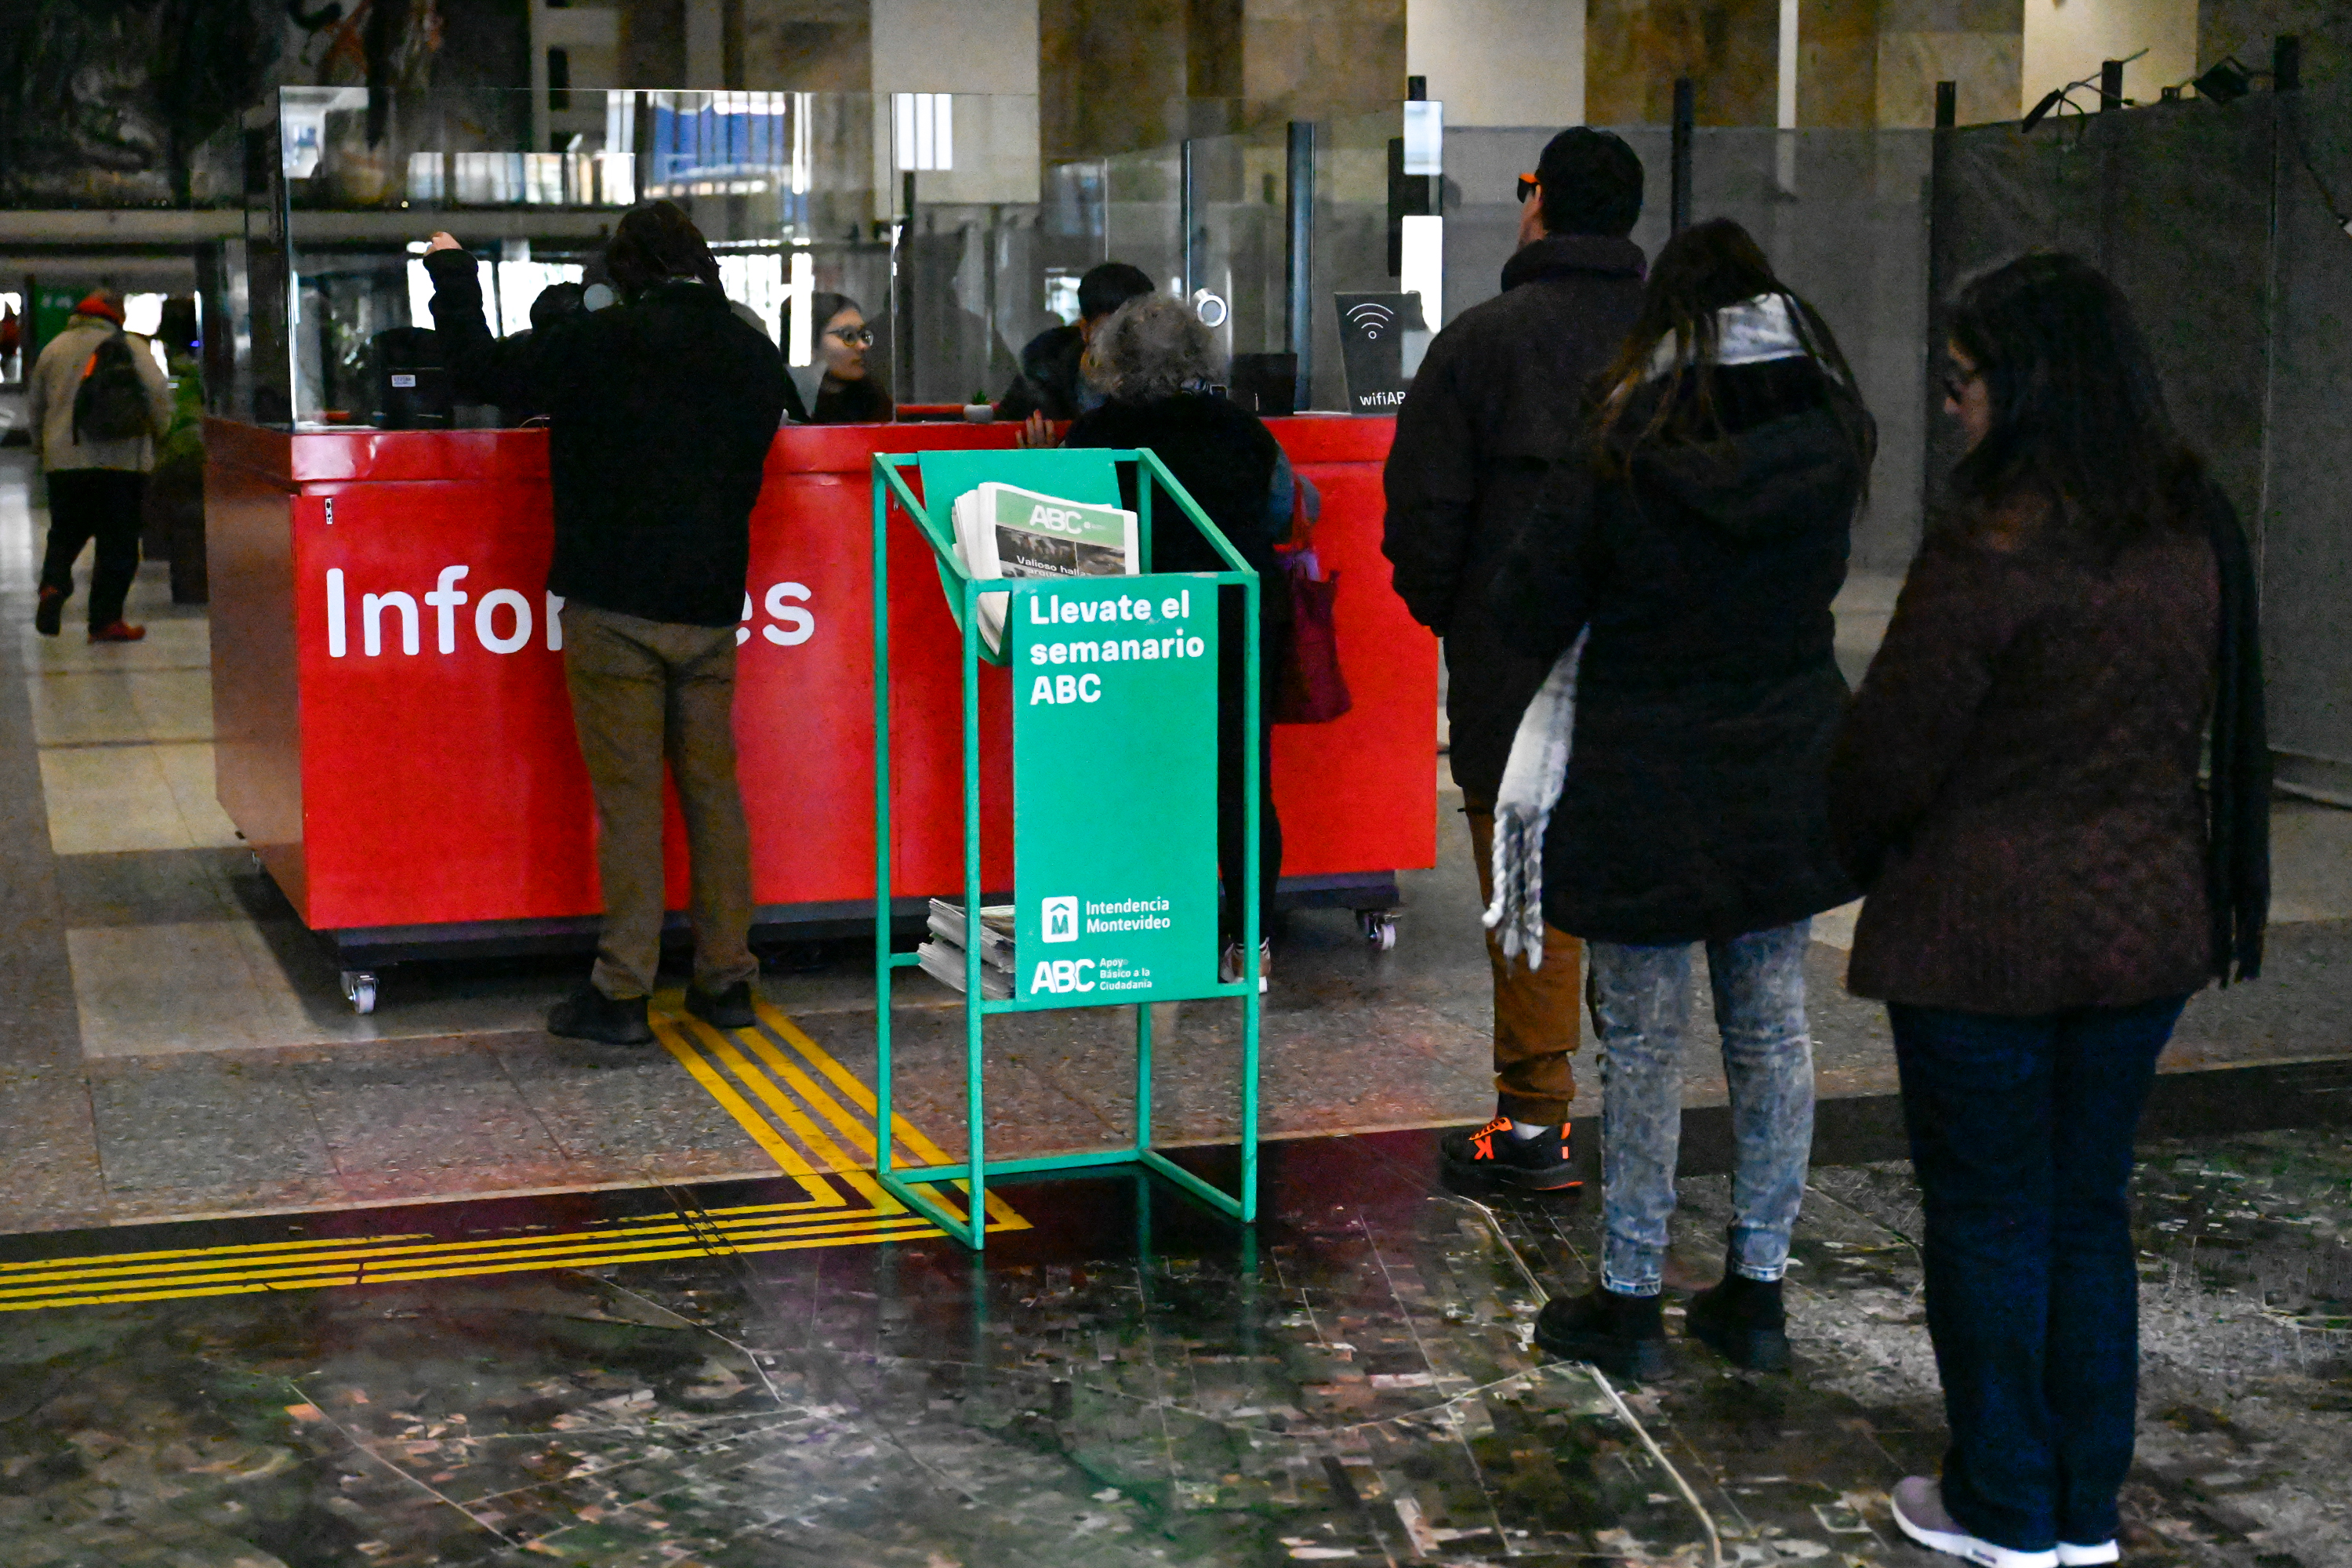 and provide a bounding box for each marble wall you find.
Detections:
[742,0,875,92]
[1407,0,1586,128]
[1244,0,1411,122]
[1874,0,2023,126]
[2021,0,2195,118]
[1585,0,1781,124]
